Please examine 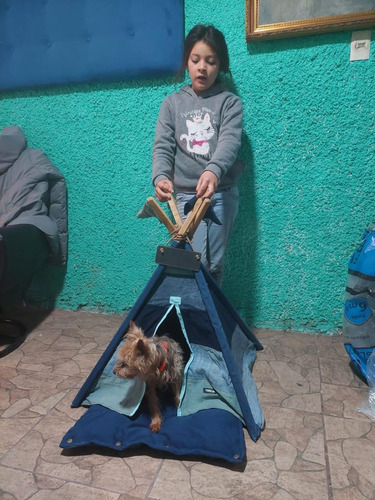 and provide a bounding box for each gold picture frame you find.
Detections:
[246,0,375,41]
